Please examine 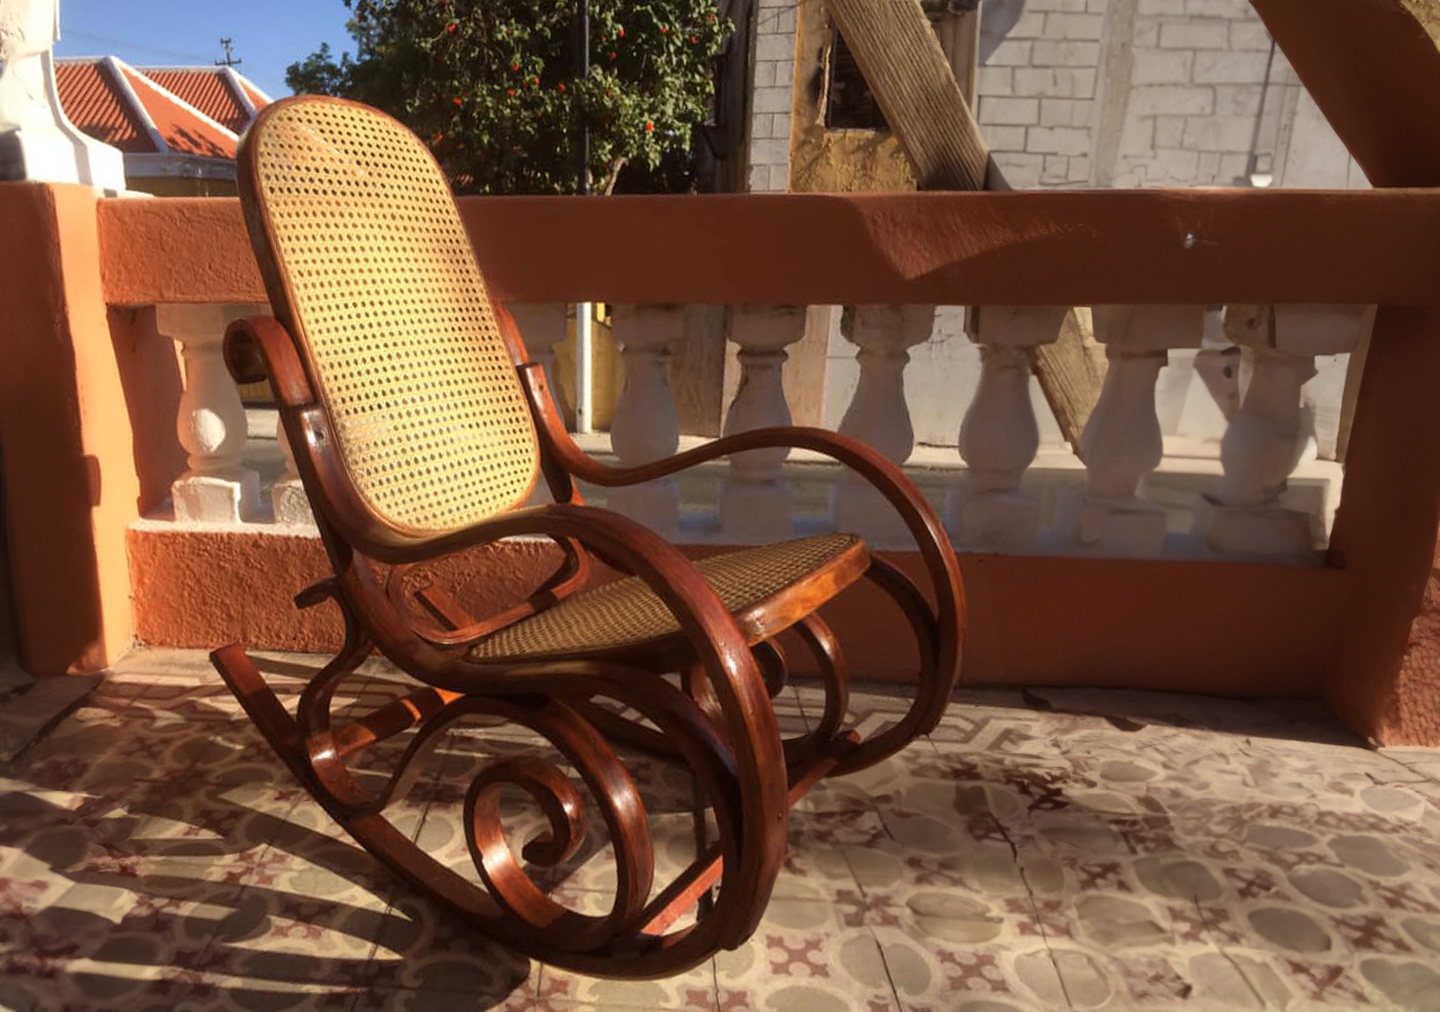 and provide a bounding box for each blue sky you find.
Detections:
[54,0,355,99]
